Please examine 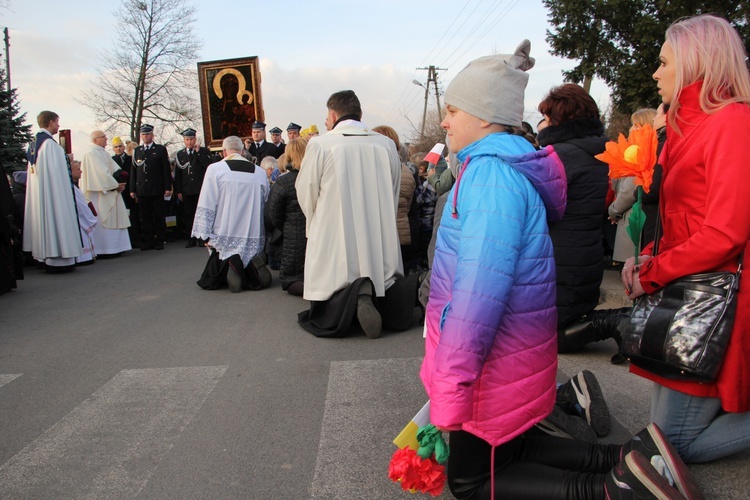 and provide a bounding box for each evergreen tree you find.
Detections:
[543,1,750,116]
[0,66,32,175]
